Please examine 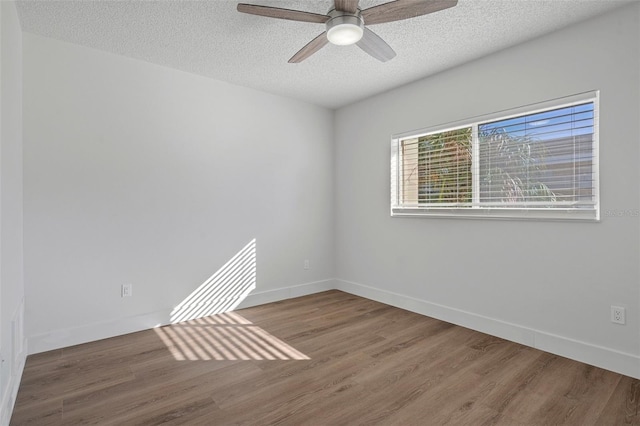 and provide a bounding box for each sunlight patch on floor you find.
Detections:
[154,311,309,361]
